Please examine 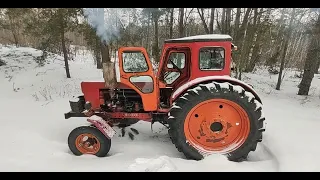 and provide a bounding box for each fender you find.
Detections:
[171,75,262,104]
[87,115,116,139]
